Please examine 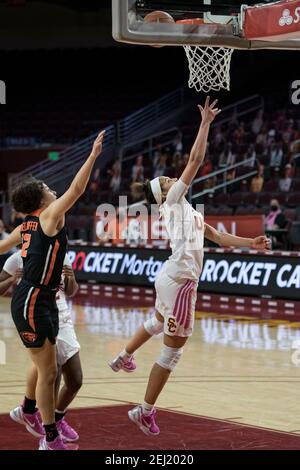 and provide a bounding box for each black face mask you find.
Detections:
[271,205,278,212]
